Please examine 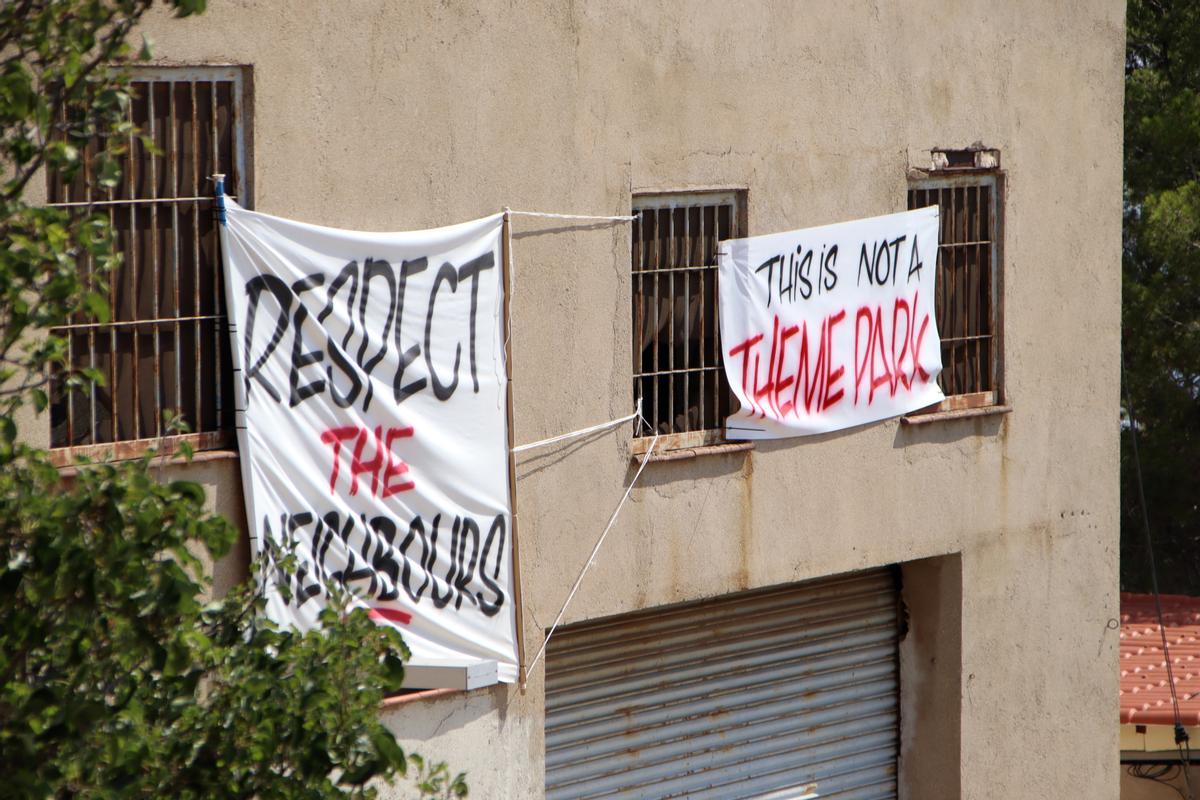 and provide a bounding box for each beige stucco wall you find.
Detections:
[68,2,1130,797]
